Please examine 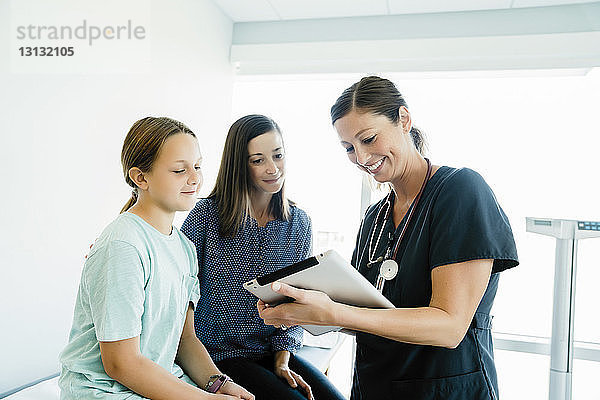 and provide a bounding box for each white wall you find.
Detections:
[0,0,234,394]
